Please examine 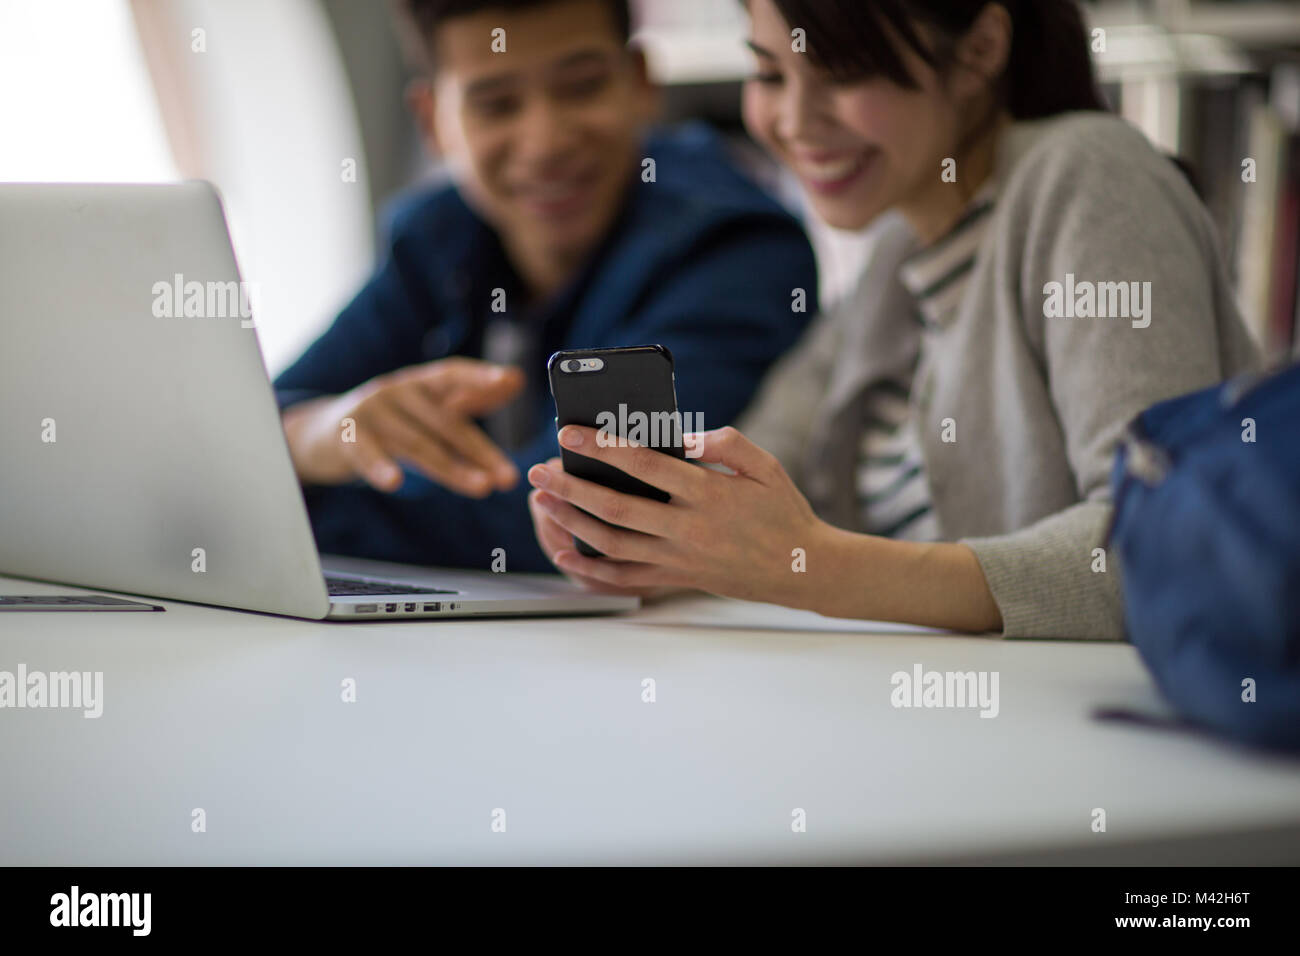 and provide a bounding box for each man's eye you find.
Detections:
[555,73,611,99]
[749,72,783,86]
[472,96,520,118]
